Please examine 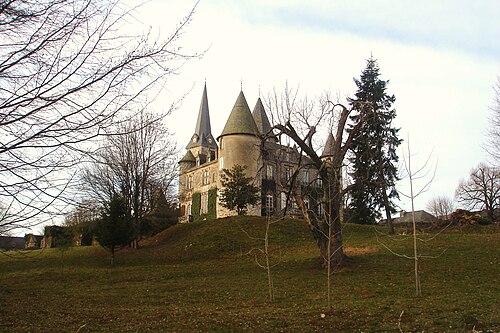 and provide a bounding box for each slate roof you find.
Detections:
[218,91,259,138]
[252,98,272,136]
[321,132,335,157]
[0,236,25,250]
[179,150,195,163]
[186,83,218,149]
